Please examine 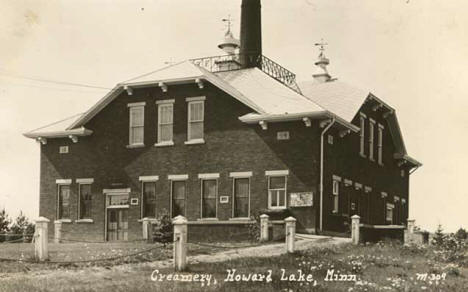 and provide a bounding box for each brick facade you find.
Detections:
[38,81,410,241]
